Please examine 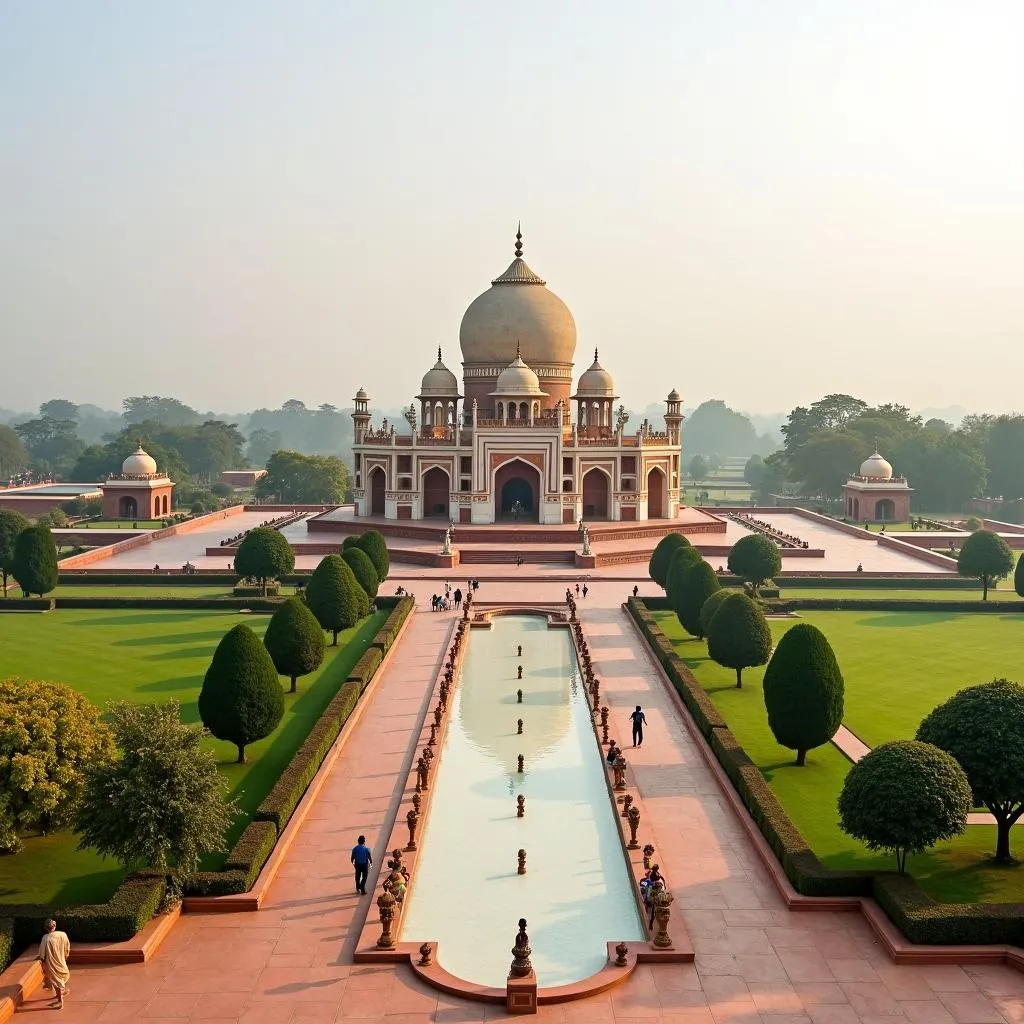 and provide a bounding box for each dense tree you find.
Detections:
[786,430,867,500]
[12,524,58,596]
[233,527,295,596]
[762,623,844,765]
[699,587,735,638]
[984,415,1024,500]
[123,396,200,427]
[1015,554,1024,599]
[0,424,29,479]
[75,701,236,873]
[917,679,1024,864]
[648,533,689,589]
[245,428,283,467]
[682,400,758,457]
[727,533,781,596]
[956,529,1014,600]
[38,508,68,529]
[743,455,765,489]
[264,598,326,693]
[341,535,361,551]
[706,592,772,688]
[176,421,246,483]
[247,401,352,457]
[255,450,350,504]
[71,428,189,484]
[838,740,970,874]
[665,544,703,607]
[687,455,709,484]
[780,395,868,453]
[0,508,30,598]
[0,677,115,853]
[342,545,379,600]
[13,416,84,477]
[673,560,720,639]
[38,399,79,422]
[198,624,285,763]
[305,554,363,644]
[355,529,390,582]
